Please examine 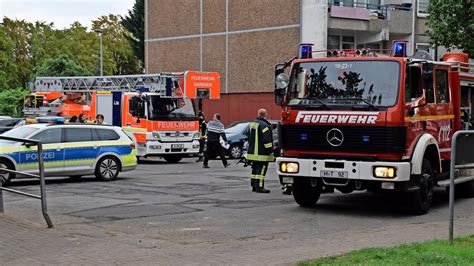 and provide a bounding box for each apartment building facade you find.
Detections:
[145,0,434,124]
